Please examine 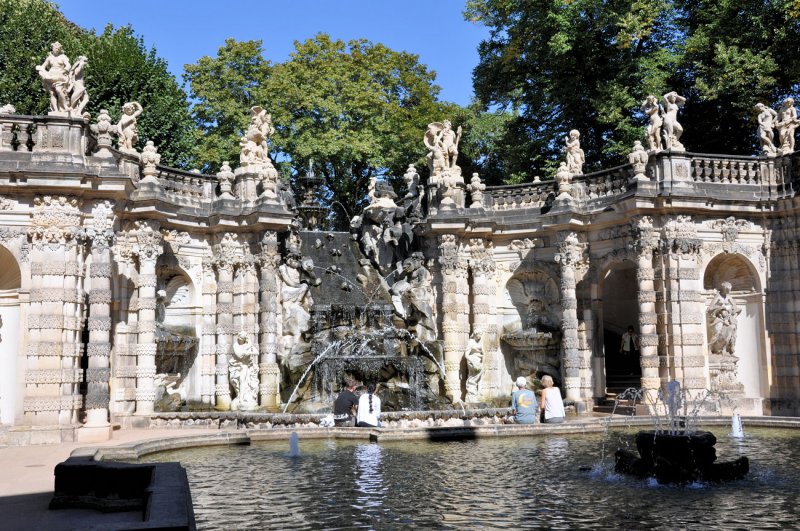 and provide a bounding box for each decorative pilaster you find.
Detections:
[660,215,706,395]
[132,220,162,415]
[79,201,115,440]
[468,238,498,398]
[439,234,469,401]
[213,233,243,410]
[631,217,661,399]
[554,232,585,402]
[200,261,217,406]
[23,195,83,430]
[258,232,280,408]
